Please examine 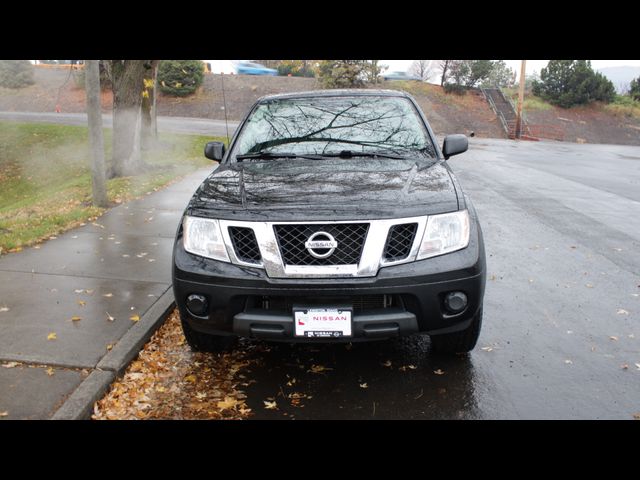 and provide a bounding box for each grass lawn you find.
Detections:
[0,121,223,253]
